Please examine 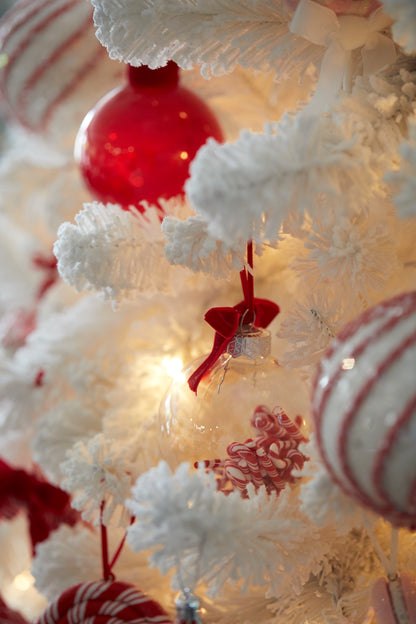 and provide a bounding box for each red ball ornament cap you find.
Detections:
[127,62,180,90]
[35,580,173,624]
[75,61,224,210]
